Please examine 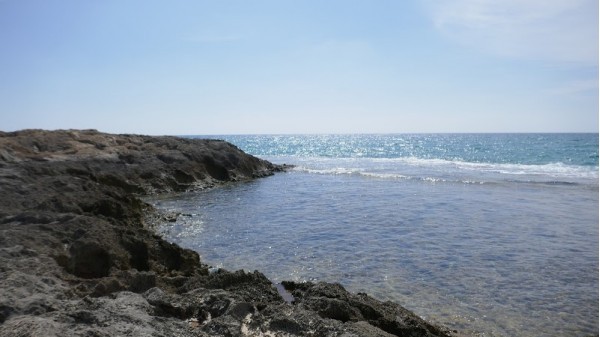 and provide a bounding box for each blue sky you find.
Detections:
[0,0,598,134]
